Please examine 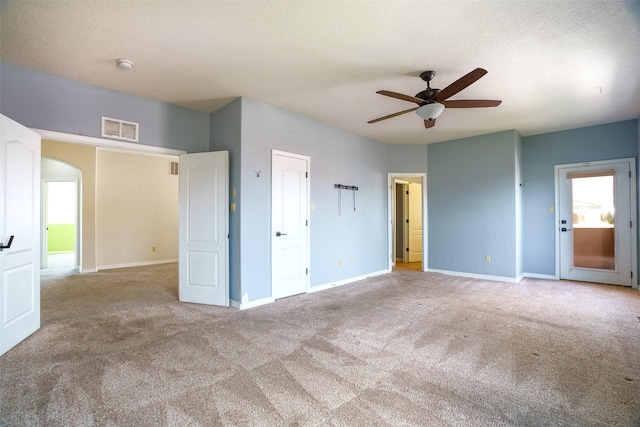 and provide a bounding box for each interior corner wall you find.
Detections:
[0,62,210,153]
[41,140,98,272]
[96,149,179,269]
[236,97,388,303]
[515,132,524,277]
[428,130,519,278]
[521,120,638,277]
[386,144,428,173]
[209,98,242,302]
